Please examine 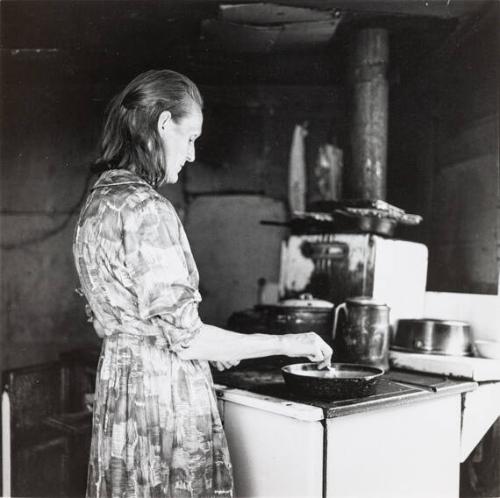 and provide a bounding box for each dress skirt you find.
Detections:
[86,334,233,498]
